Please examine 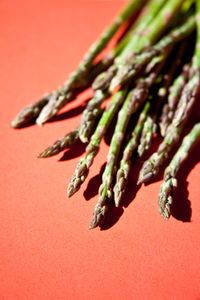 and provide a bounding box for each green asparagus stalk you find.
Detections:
[67,88,128,198]
[78,90,109,143]
[120,0,194,61]
[17,0,151,129]
[39,90,108,156]
[11,51,117,129]
[11,0,145,128]
[11,94,50,128]
[89,52,169,229]
[113,41,187,205]
[158,122,200,219]
[34,0,145,126]
[138,0,200,184]
[109,15,195,92]
[168,0,200,132]
[78,0,171,144]
[117,0,167,60]
[88,0,165,70]
[138,41,188,157]
[137,113,157,157]
[39,0,168,141]
[159,64,190,137]
[92,0,167,91]
[138,55,200,184]
[38,90,108,157]
[113,101,151,207]
[38,127,80,158]
[93,0,187,92]
[108,0,166,58]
